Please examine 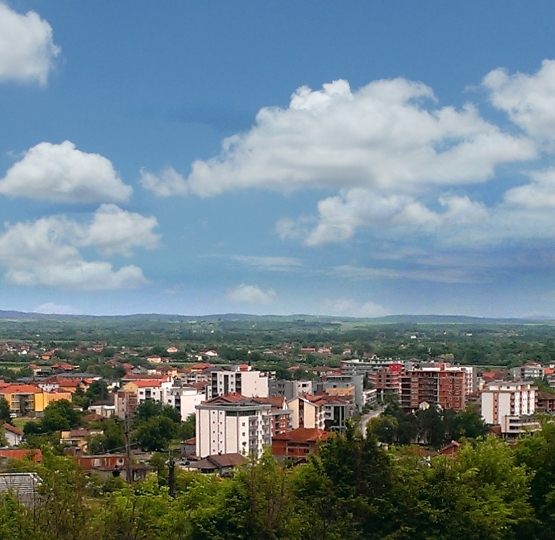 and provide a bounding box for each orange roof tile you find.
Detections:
[0,449,42,462]
[0,384,41,394]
